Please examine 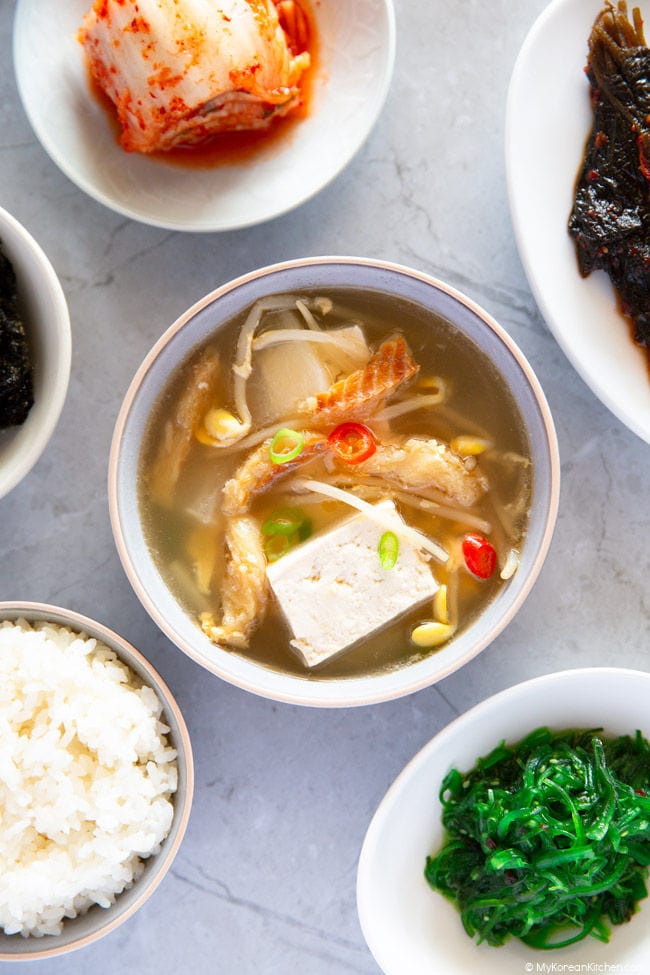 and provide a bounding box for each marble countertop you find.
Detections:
[1,0,649,972]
